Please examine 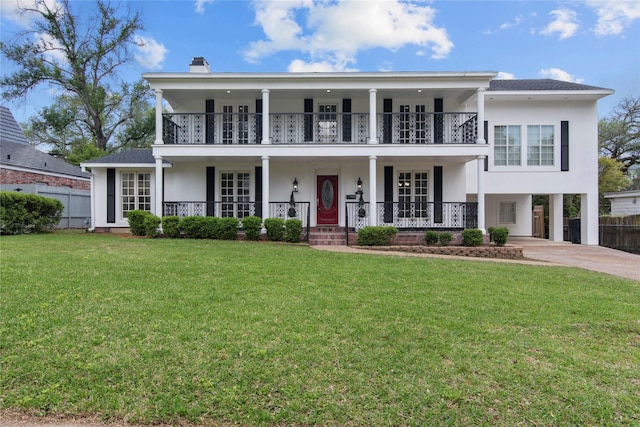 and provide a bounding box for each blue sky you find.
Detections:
[1,0,639,124]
